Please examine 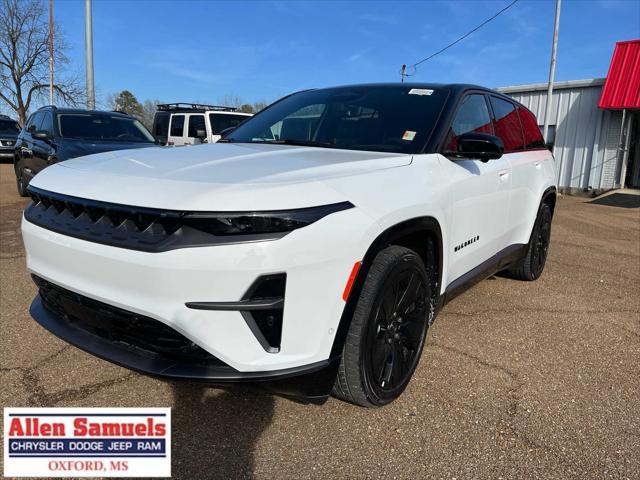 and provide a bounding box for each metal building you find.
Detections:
[496,40,640,193]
